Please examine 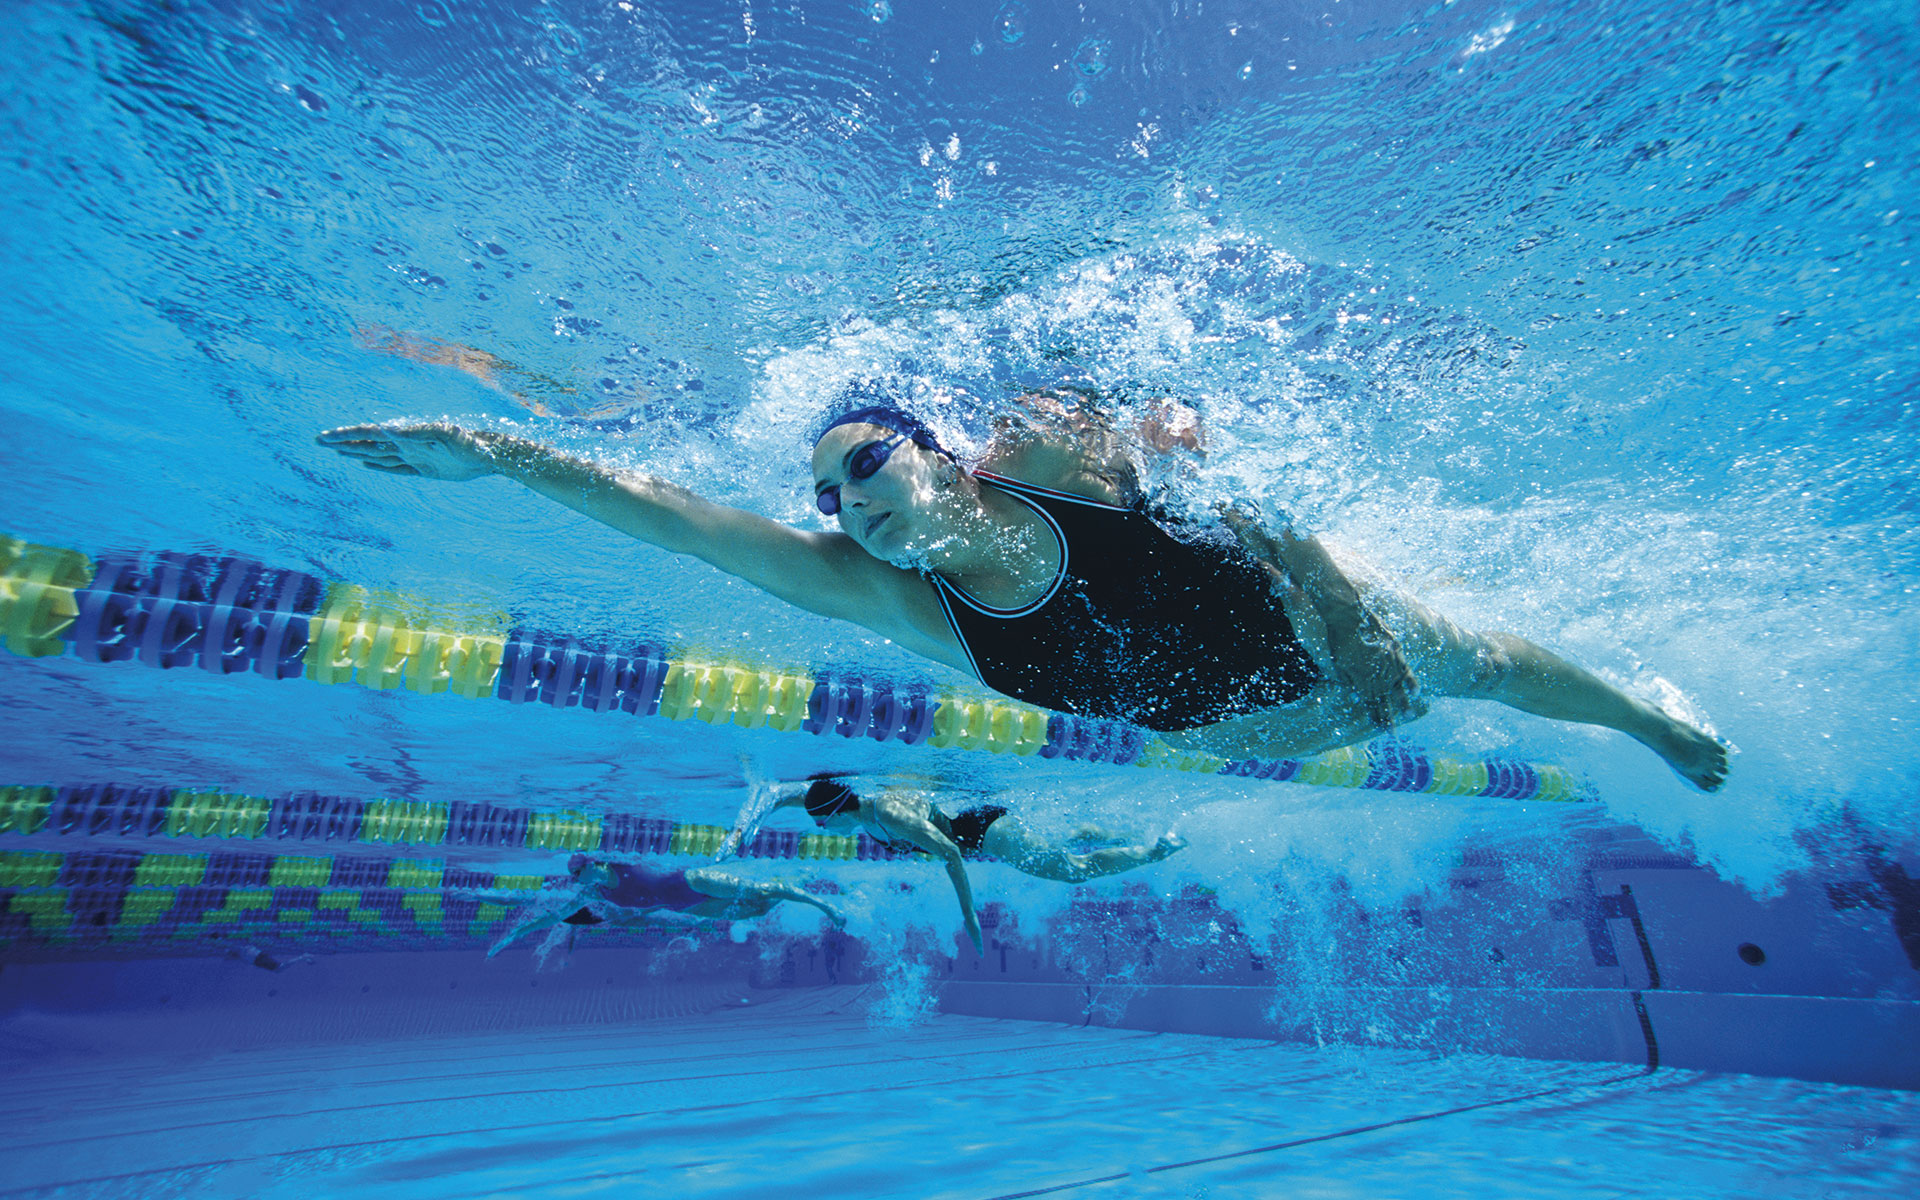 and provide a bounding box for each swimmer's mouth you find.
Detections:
[864,512,891,538]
